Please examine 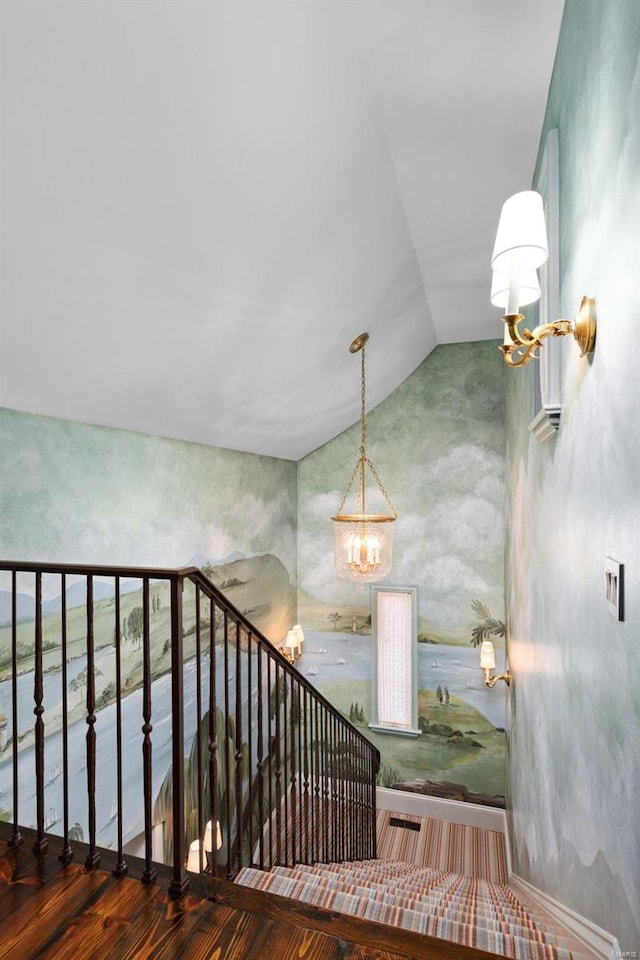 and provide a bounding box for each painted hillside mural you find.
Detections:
[0,552,295,855]
[0,340,506,848]
[296,342,508,806]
